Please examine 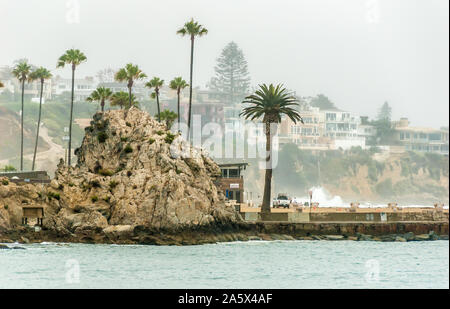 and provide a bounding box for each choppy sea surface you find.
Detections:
[0,240,448,289]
